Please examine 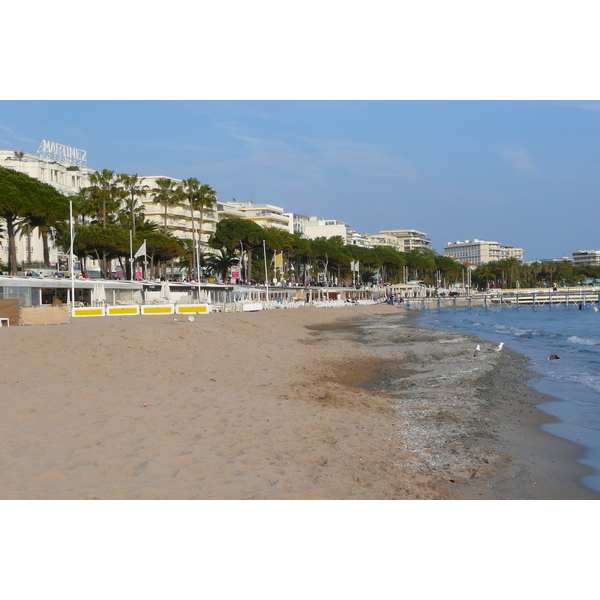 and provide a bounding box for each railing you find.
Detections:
[402,288,600,312]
